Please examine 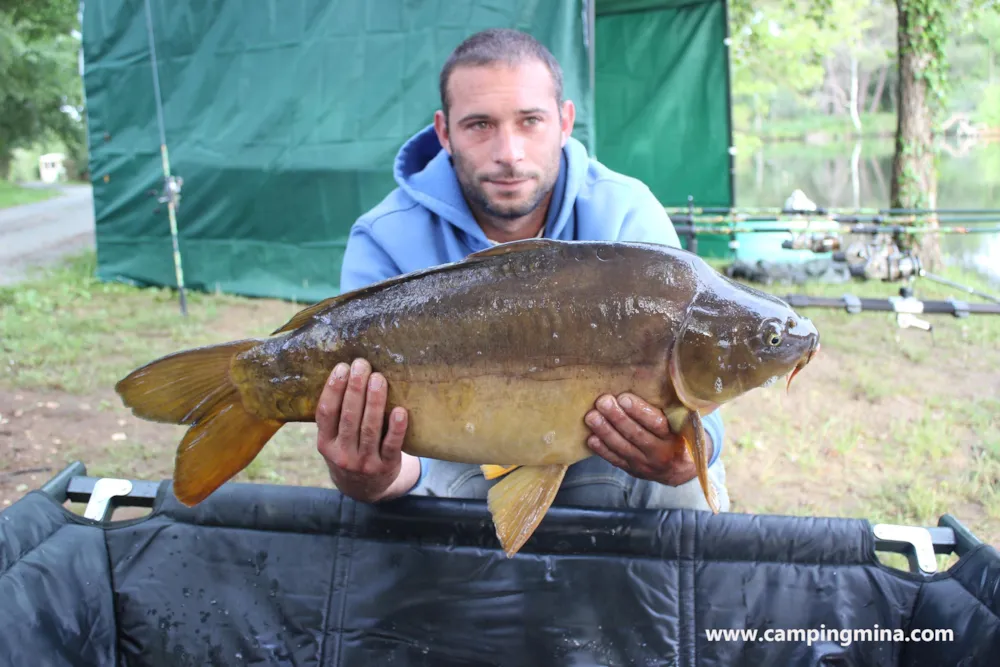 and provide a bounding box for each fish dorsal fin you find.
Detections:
[270,268,445,335]
[466,238,560,259]
[271,240,559,335]
[271,295,349,335]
